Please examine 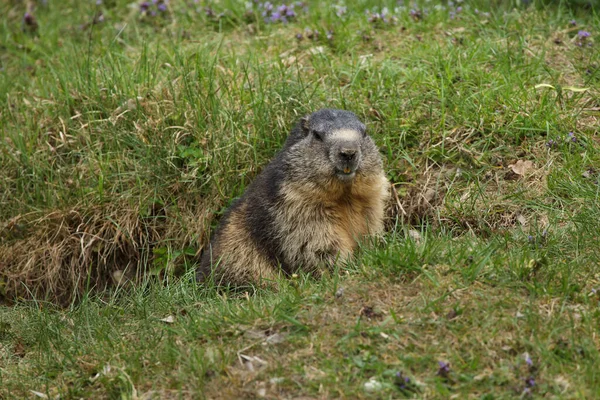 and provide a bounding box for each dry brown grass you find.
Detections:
[0,199,209,305]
